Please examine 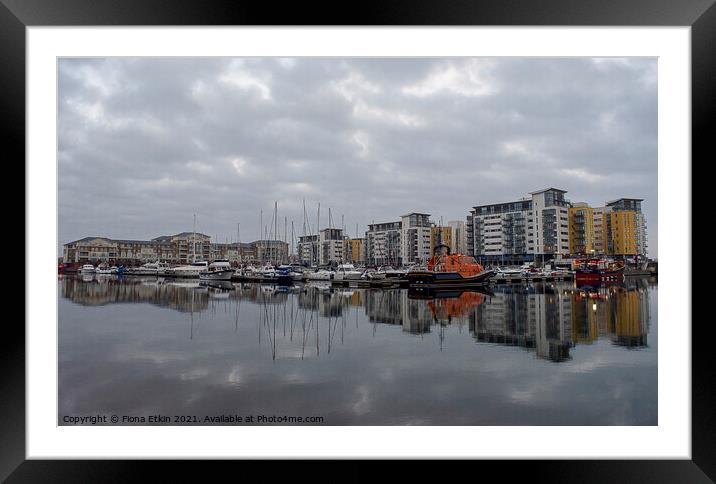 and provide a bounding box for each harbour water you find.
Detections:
[58,275,657,425]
